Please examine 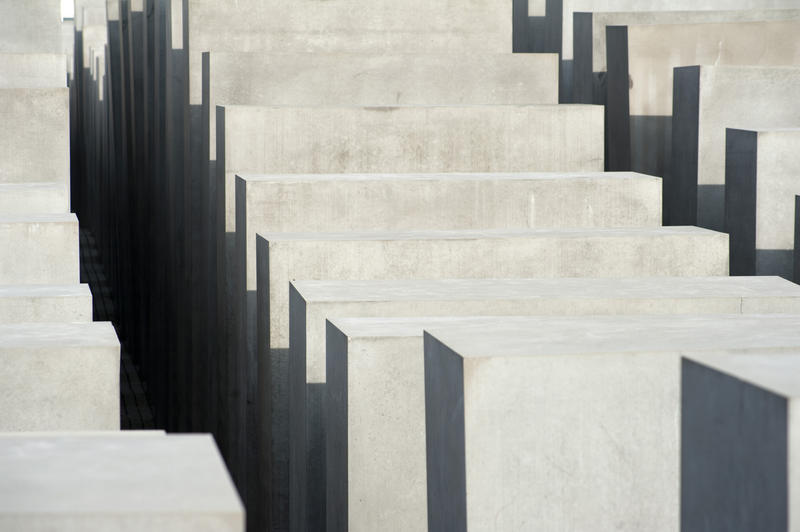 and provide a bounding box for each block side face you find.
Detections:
[0,220,79,284]
[681,358,788,532]
[669,66,700,226]
[288,285,309,532]
[791,400,800,532]
[725,129,758,275]
[424,333,467,531]
[795,195,800,283]
[326,323,349,532]
[572,12,594,104]
[605,25,631,172]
